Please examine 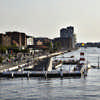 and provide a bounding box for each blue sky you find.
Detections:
[0,0,100,42]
